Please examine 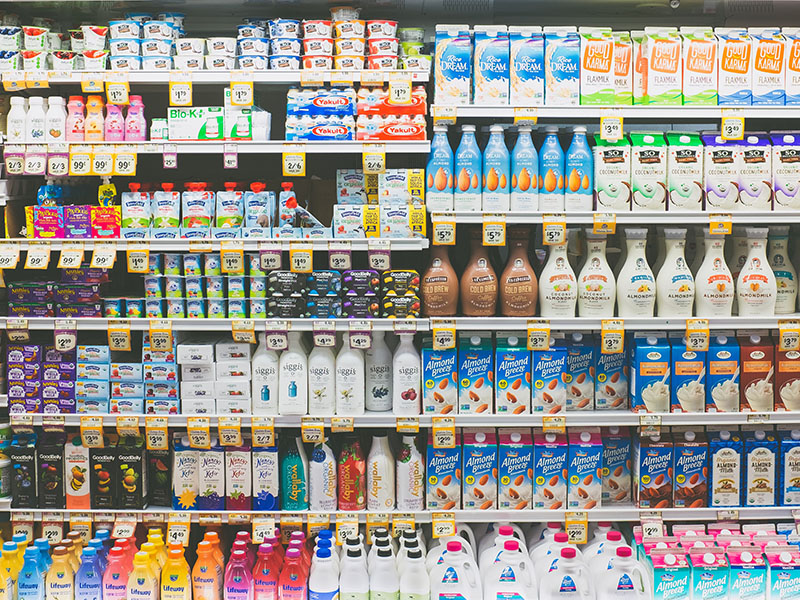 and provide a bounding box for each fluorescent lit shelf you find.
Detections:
[432,211,800,225]
[432,105,800,119]
[9,238,429,252]
[11,141,430,154]
[439,316,800,331]
[41,70,429,84]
